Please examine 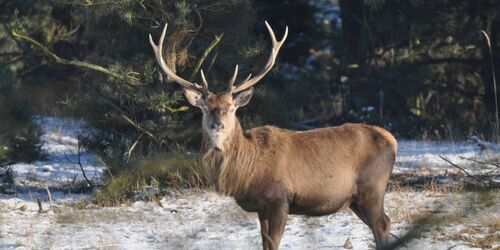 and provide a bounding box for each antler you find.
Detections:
[149,23,206,92]
[227,65,239,90]
[229,21,288,93]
